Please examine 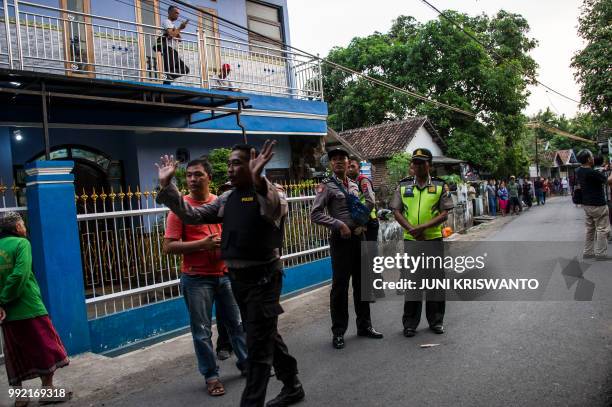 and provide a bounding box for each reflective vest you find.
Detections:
[357,175,377,220]
[399,177,444,240]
